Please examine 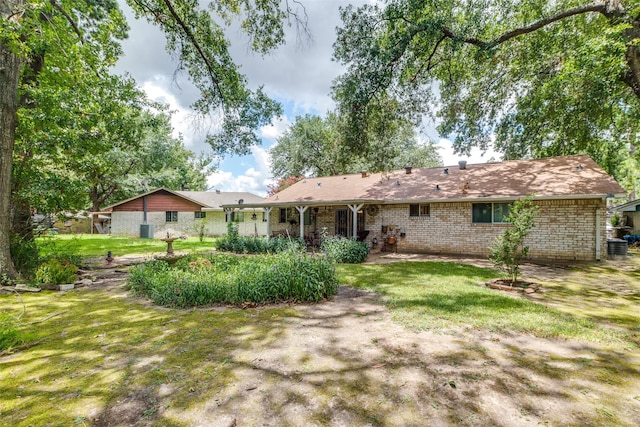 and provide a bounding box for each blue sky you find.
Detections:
[115,0,498,196]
